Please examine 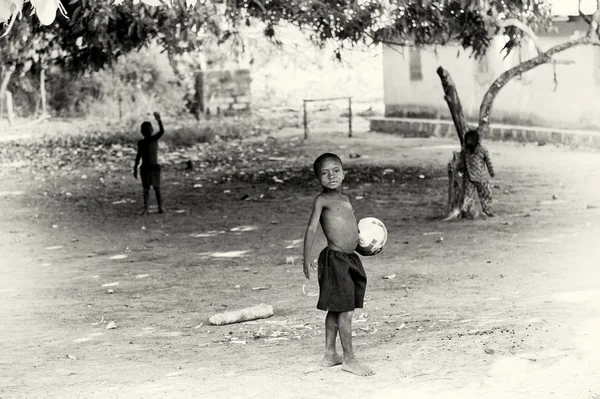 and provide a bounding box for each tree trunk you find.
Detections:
[434,23,600,221]
[436,67,469,146]
[5,91,14,126]
[40,65,47,115]
[436,66,471,220]
[0,65,16,119]
[443,151,465,221]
